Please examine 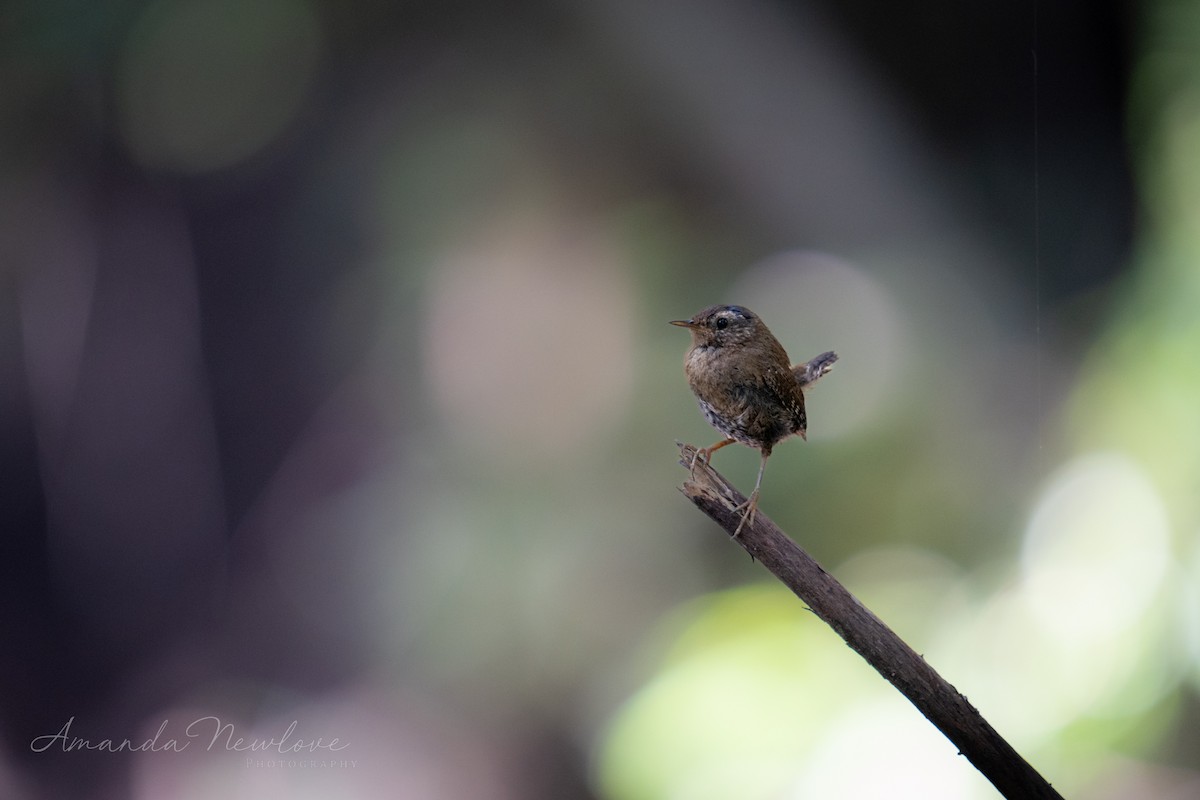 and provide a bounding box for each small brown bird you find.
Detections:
[671,305,837,536]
